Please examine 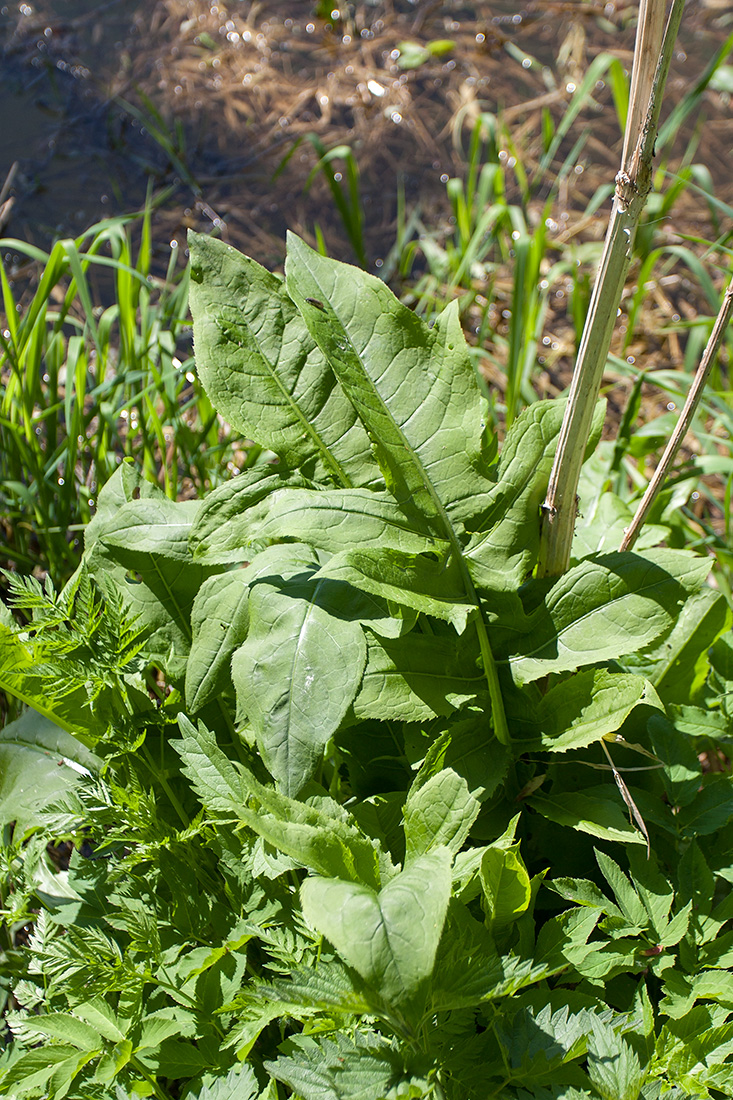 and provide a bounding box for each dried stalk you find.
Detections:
[621,0,667,169]
[536,0,686,578]
[620,272,733,551]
